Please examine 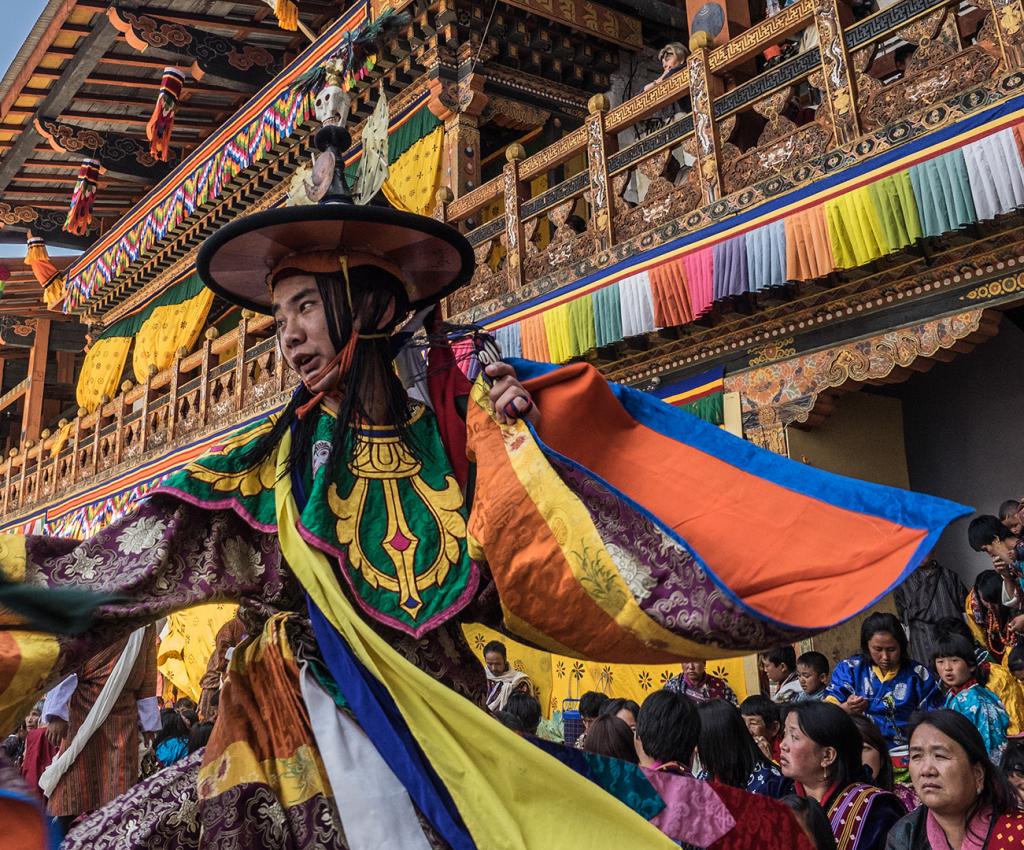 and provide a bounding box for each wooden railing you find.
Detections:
[0,312,293,521]
[438,0,1017,319]
[0,0,1020,522]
